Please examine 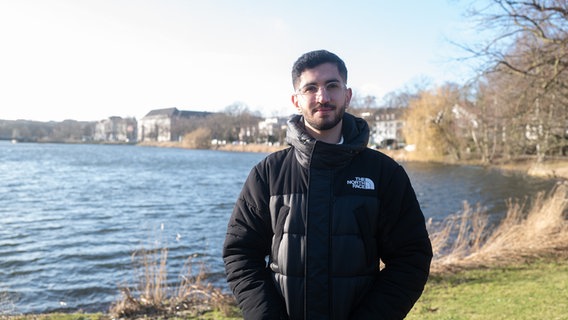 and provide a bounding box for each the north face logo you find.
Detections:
[347,177,375,190]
